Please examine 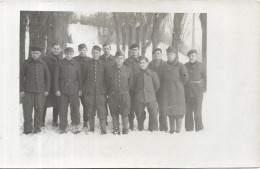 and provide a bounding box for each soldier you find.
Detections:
[149,48,169,132]
[106,51,133,135]
[165,46,189,134]
[42,43,62,127]
[54,47,82,134]
[74,43,92,128]
[123,43,141,130]
[83,45,108,134]
[133,56,160,131]
[20,46,50,134]
[100,44,115,125]
[184,49,206,132]
[100,44,115,67]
